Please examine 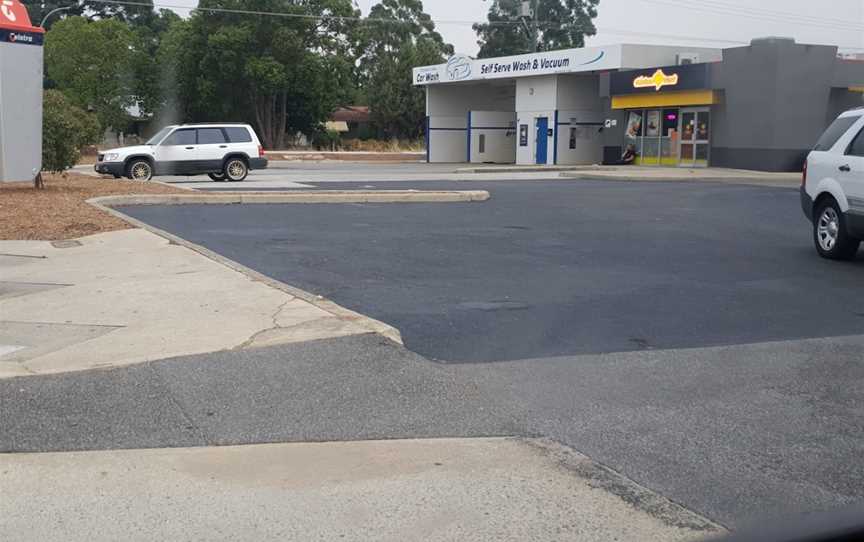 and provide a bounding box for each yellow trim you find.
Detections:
[612,90,718,110]
[849,86,864,93]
